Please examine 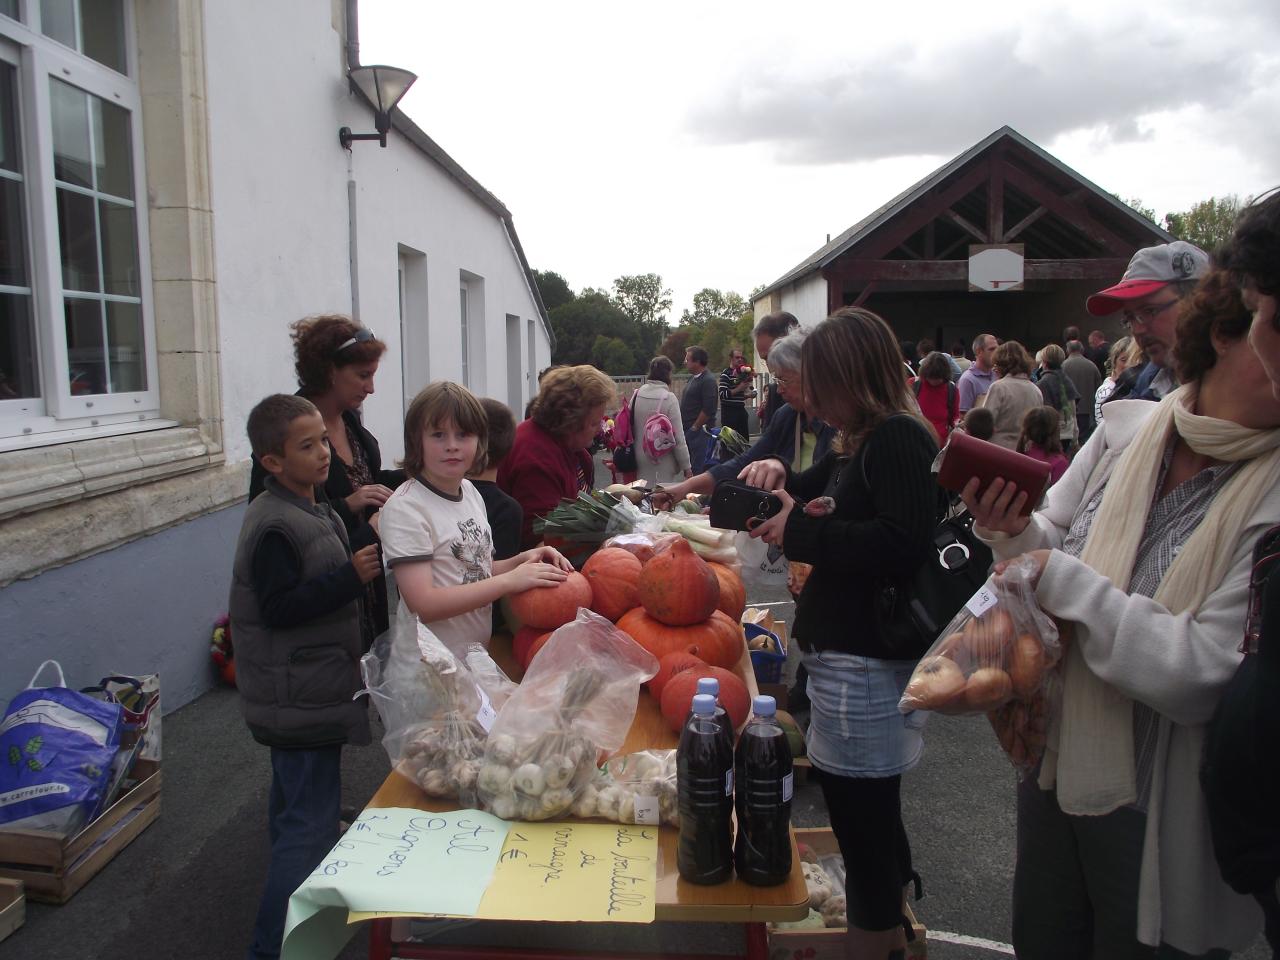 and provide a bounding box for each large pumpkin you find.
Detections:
[638,538,720,625]
[508,571,593,630]
[512,626,551,669]
[582,547,642,622]
[616,608,743,670]
[660,666,752,733]
[706,562,746,621]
